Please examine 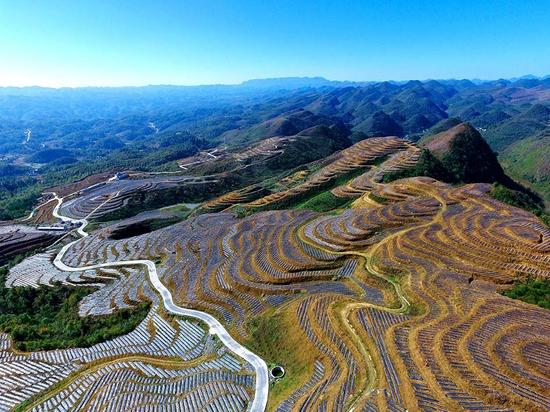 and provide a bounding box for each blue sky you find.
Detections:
[0,0,549,87]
